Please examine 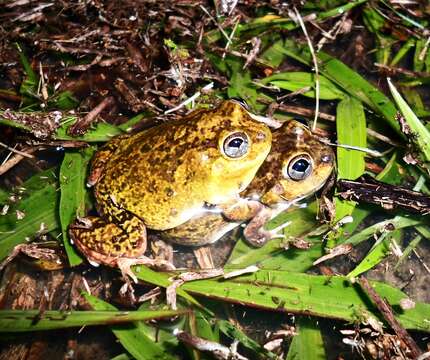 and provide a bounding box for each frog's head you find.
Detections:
[248,120,334,205]
[195,100,272,204]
